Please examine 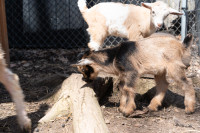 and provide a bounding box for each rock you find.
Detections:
[134,123,142,127]
[23,63,30,67]
[105,118,110,124]
[62,124,65,128]
[35,128,39,132]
